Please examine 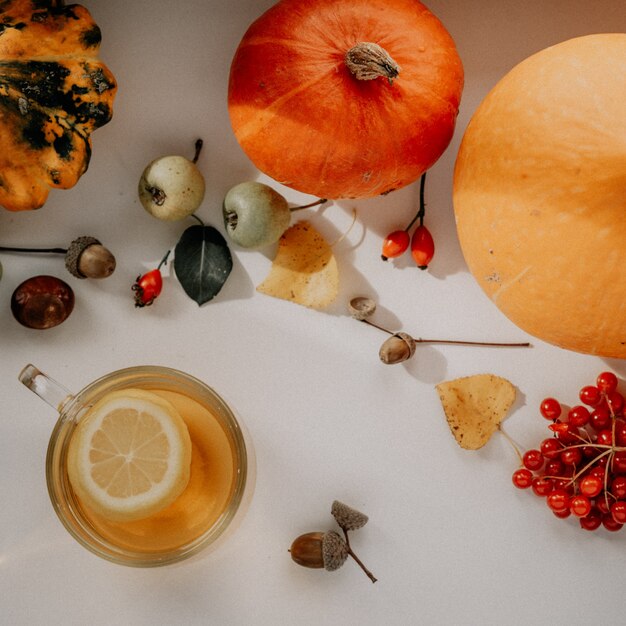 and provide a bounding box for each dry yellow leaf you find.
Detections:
[256,220,338,309]
[436,374,516,449]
